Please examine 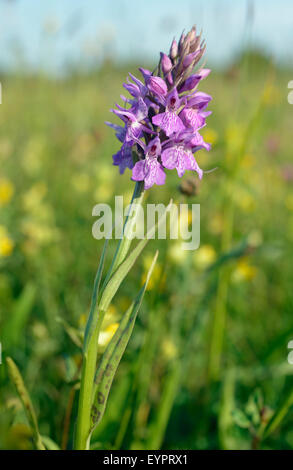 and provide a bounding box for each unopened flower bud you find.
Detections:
[185,26,196,50]
[169,39,178,60]
[160,52,172,75]
[147,76,168,96]
[179,74,201,92]
[183,51,200,68]
[178,31,185,51]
